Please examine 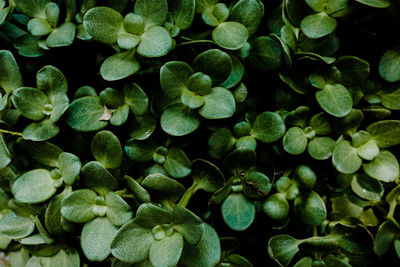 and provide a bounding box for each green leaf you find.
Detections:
[124,175,151,203]
[181,223,221,267]
[16,140,62,167]
[66,96,108,132]
[111,220,154,263]
[222,193,255,231]
[305,0,325,11]
[181,88,205,109]
[46,22,76,47]
[124,82,148,116]
[149,232,183,267]
[367,120,400,148]
[141,173,185,203]
[160,61,193,98]
[0,134,11,170]
[363,150,399,182]
[100,50,140,81]
[208,128,236,159]
[135,203,173,227]
[172,206,204,245]
[12,169,57,204]
[224,148,256,173]
[105,191,133,226]
[212,21,248,50]
[48,249,80,267]
[81,217,118,261]
[230,0,264,35]
[355,0,390,8]
[374,220,397,256]
[250,111,285,143]
[192,159,225,193]
[198,87,235,119]
[243,171,271,198]
[283,127,308,155]
[379,48,400,82]
[356,139,379,160]
[351,174,383,201]
[300,12,337,39]
[61,189,97,223]
[192,49,232,84]
[22,119,60,141]
[220,56,245,89]
[125,138,157,162]
[164,147,191,178]
[308,137,335,160]
[249,36,282,71]
[0,50,23,93]
[168,0,195,31]
[325,0,349,14]
[332,140,362,174]
[380,87,400,110]
[129,114,156,140]
[12,87,49,121]
[294,191,327,225]
[134,0,168,29]
[334,56,370,86]
[58,152,81,185]
[83,6,123,44]
[137,26,172,58]
[0,212,35,239]
[91,130,122,169]
[161,104,200,136]
[263,193,289,220]
[100,87,124,108]
[316,83,352,117]
[81,161,119,196]
[45,187,72,235]
[27,18,52,36]
[268,235,302,266]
